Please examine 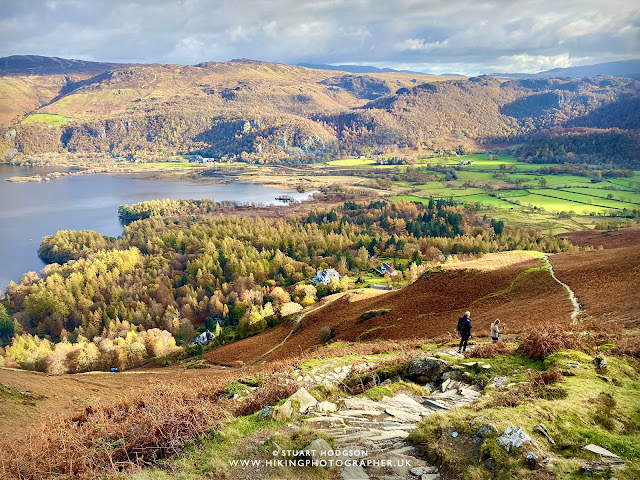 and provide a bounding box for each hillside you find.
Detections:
[0,55,132,125]
[0,57,638,163]
[206,230,640,367]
